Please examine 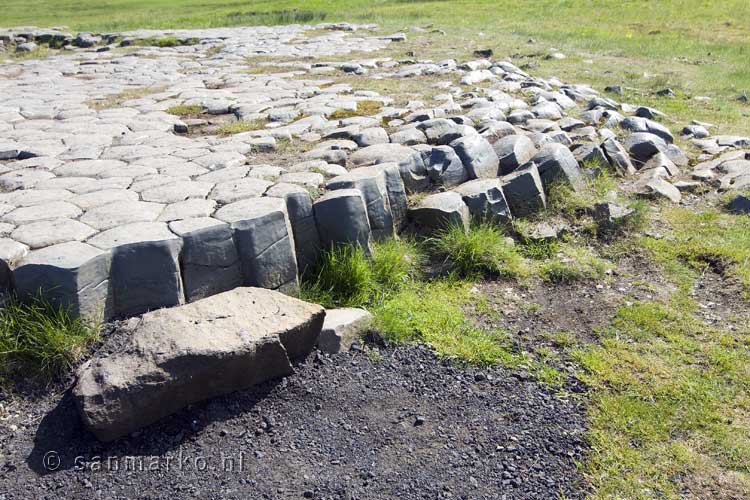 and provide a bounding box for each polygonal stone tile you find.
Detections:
[209,178,272,205]
[3,202,83,225]
[158,199,218,222]
[80,200,165,231]
[141,181,214,204]
[12,219,97,249]
[70,189,139,210]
